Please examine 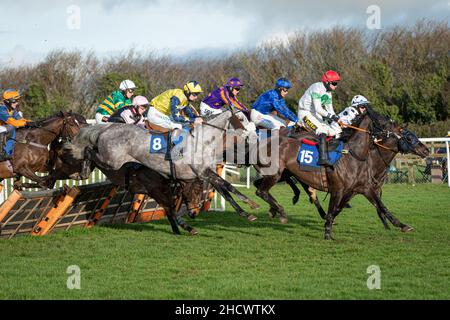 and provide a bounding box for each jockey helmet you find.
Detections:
[226,77,244,88]
[351,95,370,107]
[183,81,203,95]
[322,70,341,83]
[3,89,21,103]
[119,80,137,91]
[132,96,150,107]
[275,78,292,89]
